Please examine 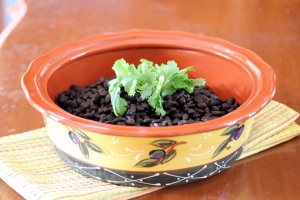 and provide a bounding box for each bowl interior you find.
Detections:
[47,47,252,105]
[22,30,275,137]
